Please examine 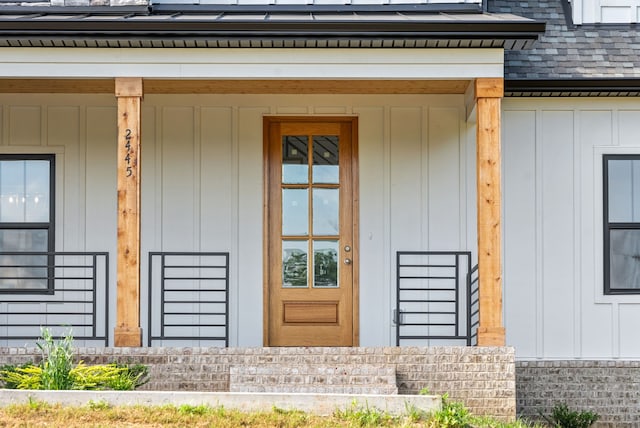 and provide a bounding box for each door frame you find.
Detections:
[262,116,359,346]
